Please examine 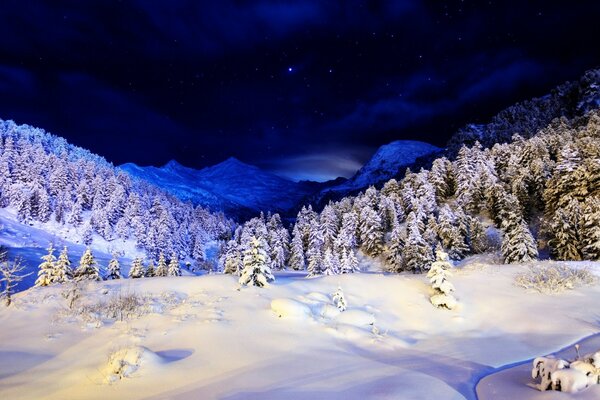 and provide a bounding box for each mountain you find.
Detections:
[305,140,441,208]
[119,157,335,219]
